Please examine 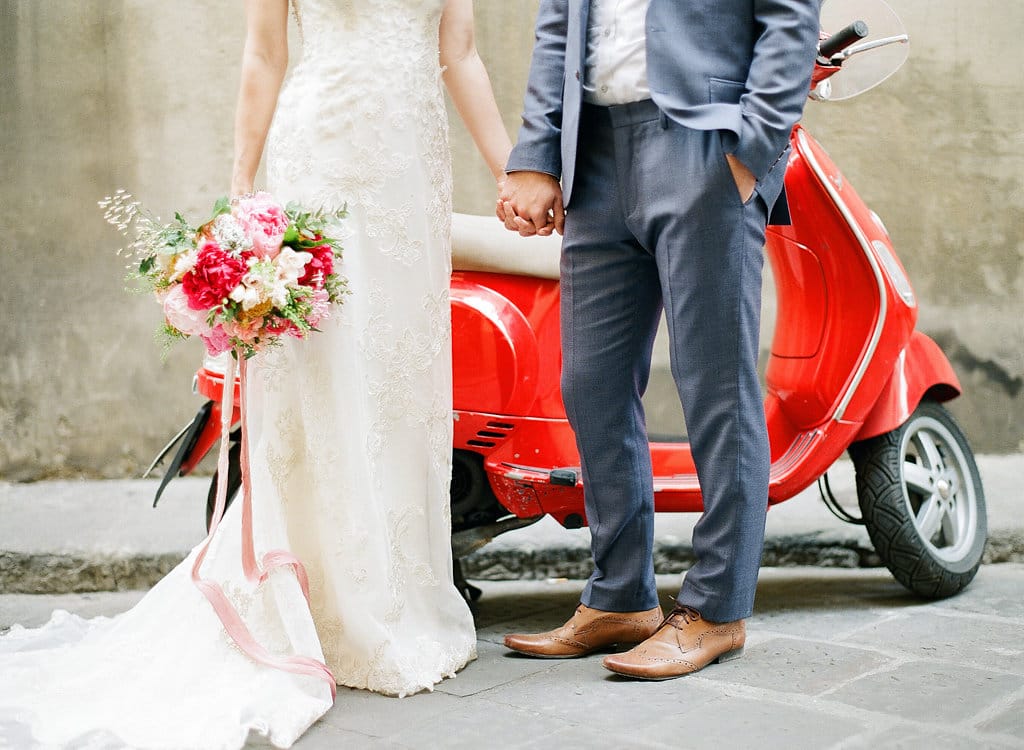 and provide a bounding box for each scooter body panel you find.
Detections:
[451,272,564,418]
[765,126,917,433]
